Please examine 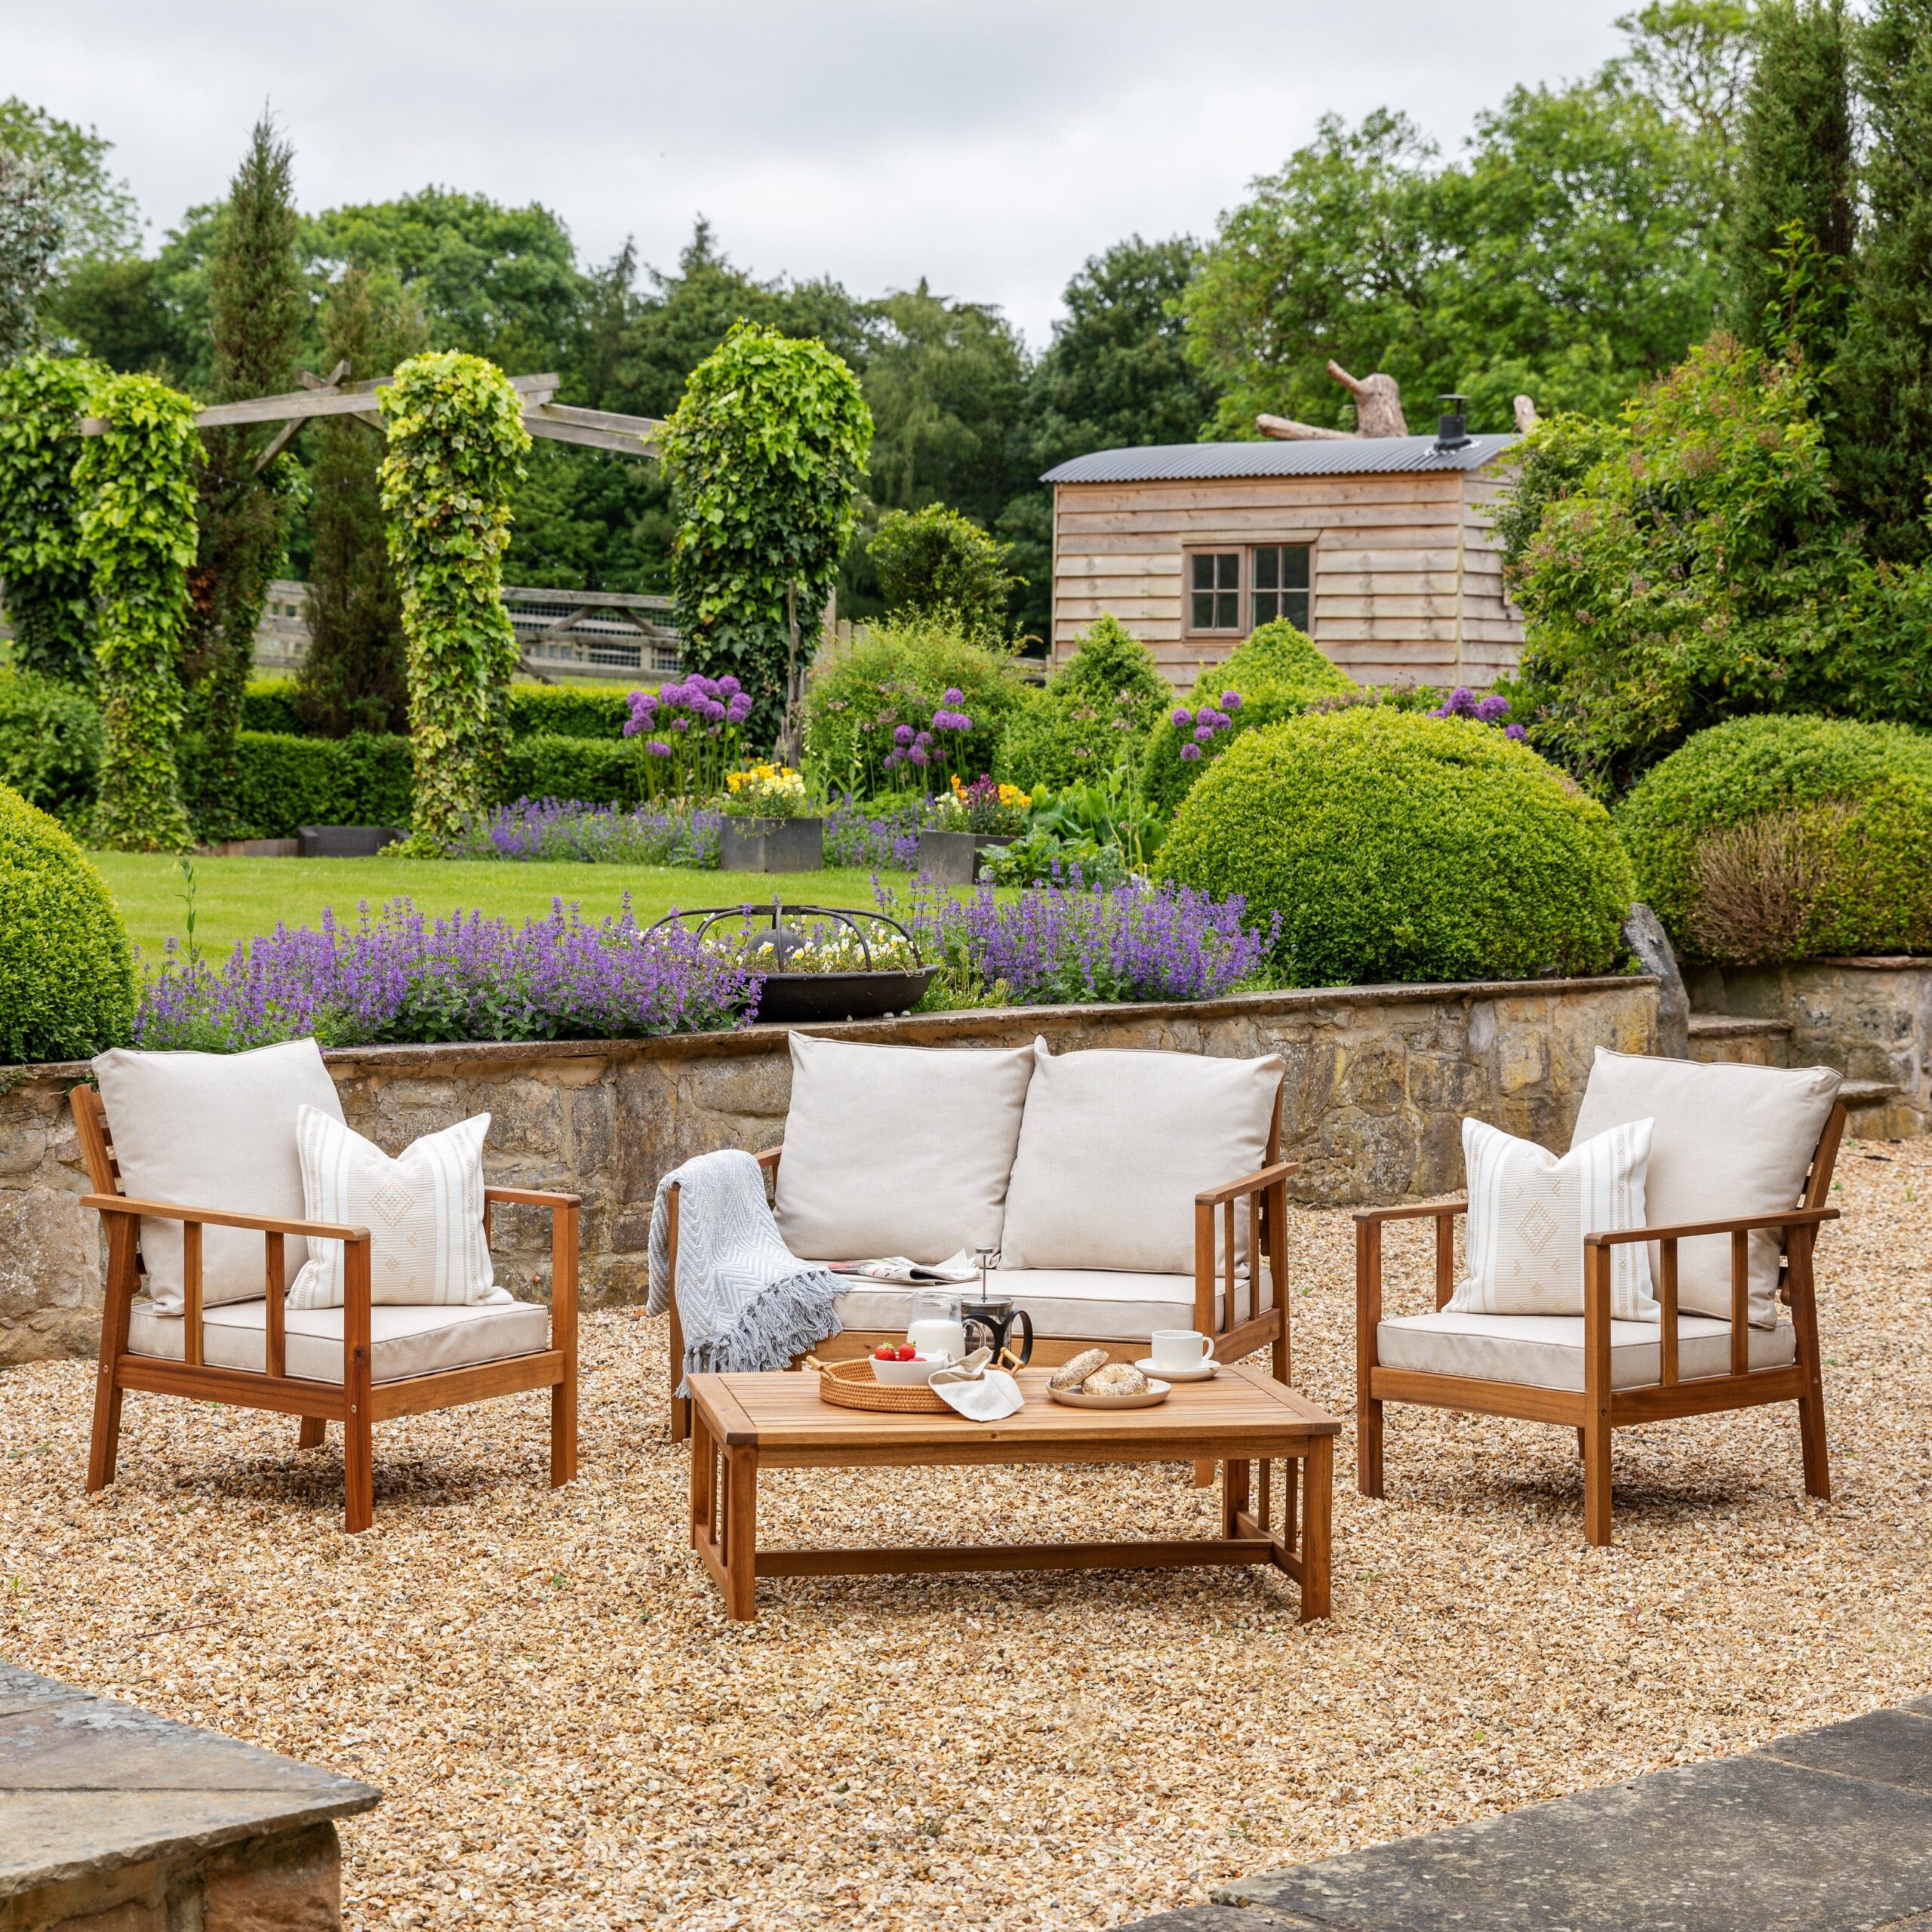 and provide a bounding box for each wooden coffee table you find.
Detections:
[685,1363,1339,1623]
